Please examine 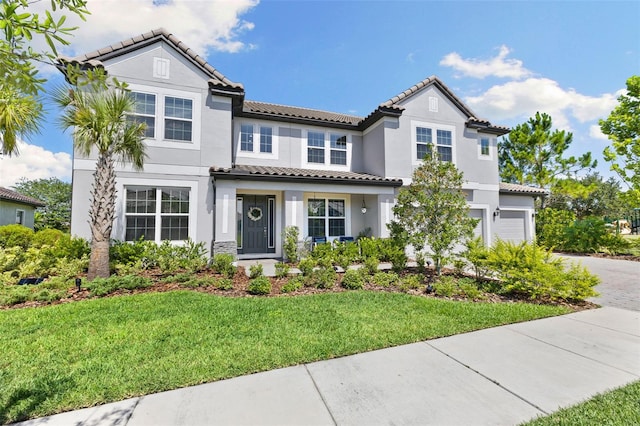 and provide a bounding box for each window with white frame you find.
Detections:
[308,198,346,237]
[480,138,490,156]
[307,131,325,163]
[305,131,349,167]
[129,92,156,138]
[414,123,454,163]
[240,124,254,151]
[15,210,25,225]
[128,86,200,148]
[260,126,272,153]
[330,134,347,165]
[125,187,190,242]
